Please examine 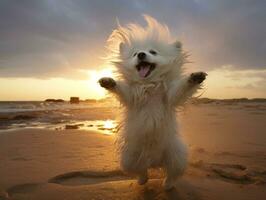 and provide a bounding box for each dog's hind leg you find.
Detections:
[137,169,148,185]
[163,137,188,190]
[120,149,149,185]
